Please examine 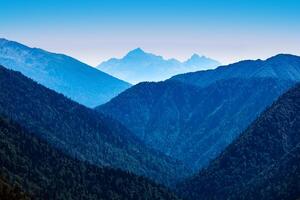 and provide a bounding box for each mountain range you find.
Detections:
[176,82,300,200]
[97,54,300,171]
[1,37,300,200]
[0,38,131,107]
[97,48,220,84]
[0,65,189,186]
